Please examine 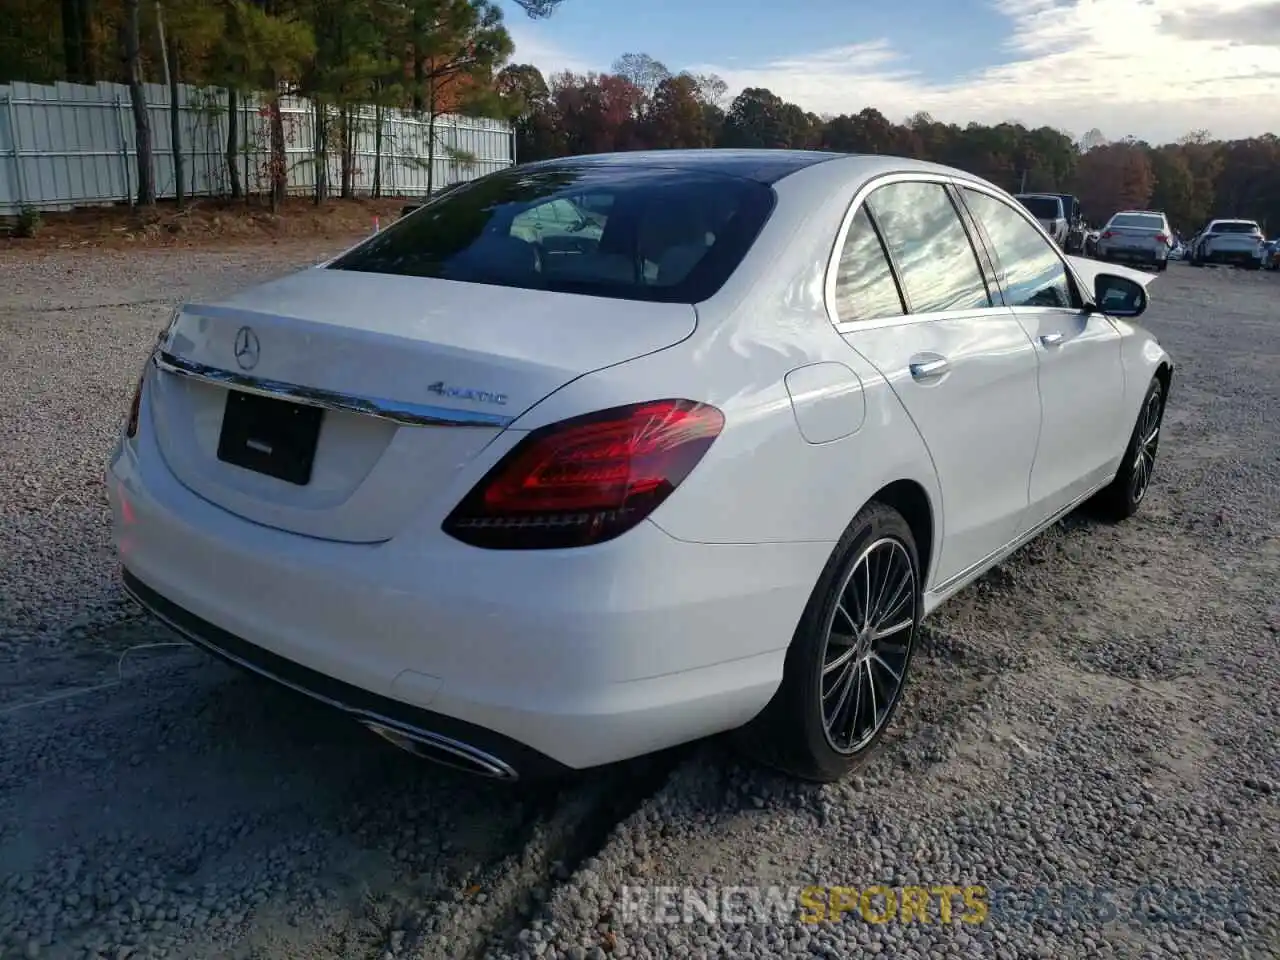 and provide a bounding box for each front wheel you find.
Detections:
[738,502,922,782]
[1092,377,1166,522]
